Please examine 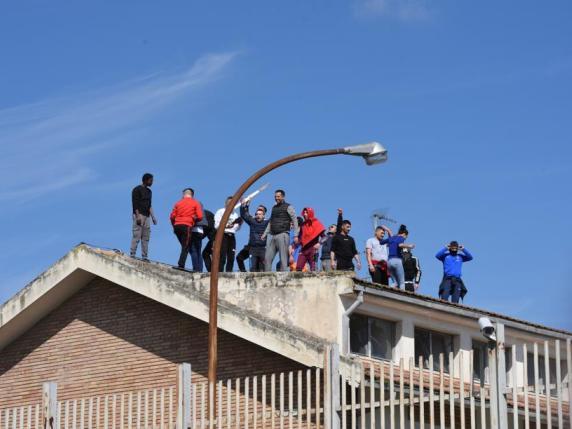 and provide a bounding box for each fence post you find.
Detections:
[323,344,340,429]
[177,363,192,429]
[42,381,57,429]
[489,323,509,429]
